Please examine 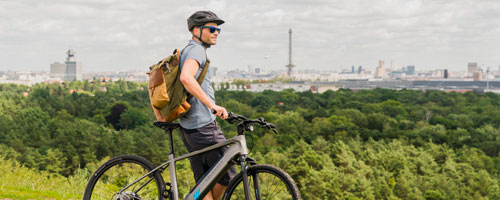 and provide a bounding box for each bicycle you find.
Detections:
[83,112,302,200]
